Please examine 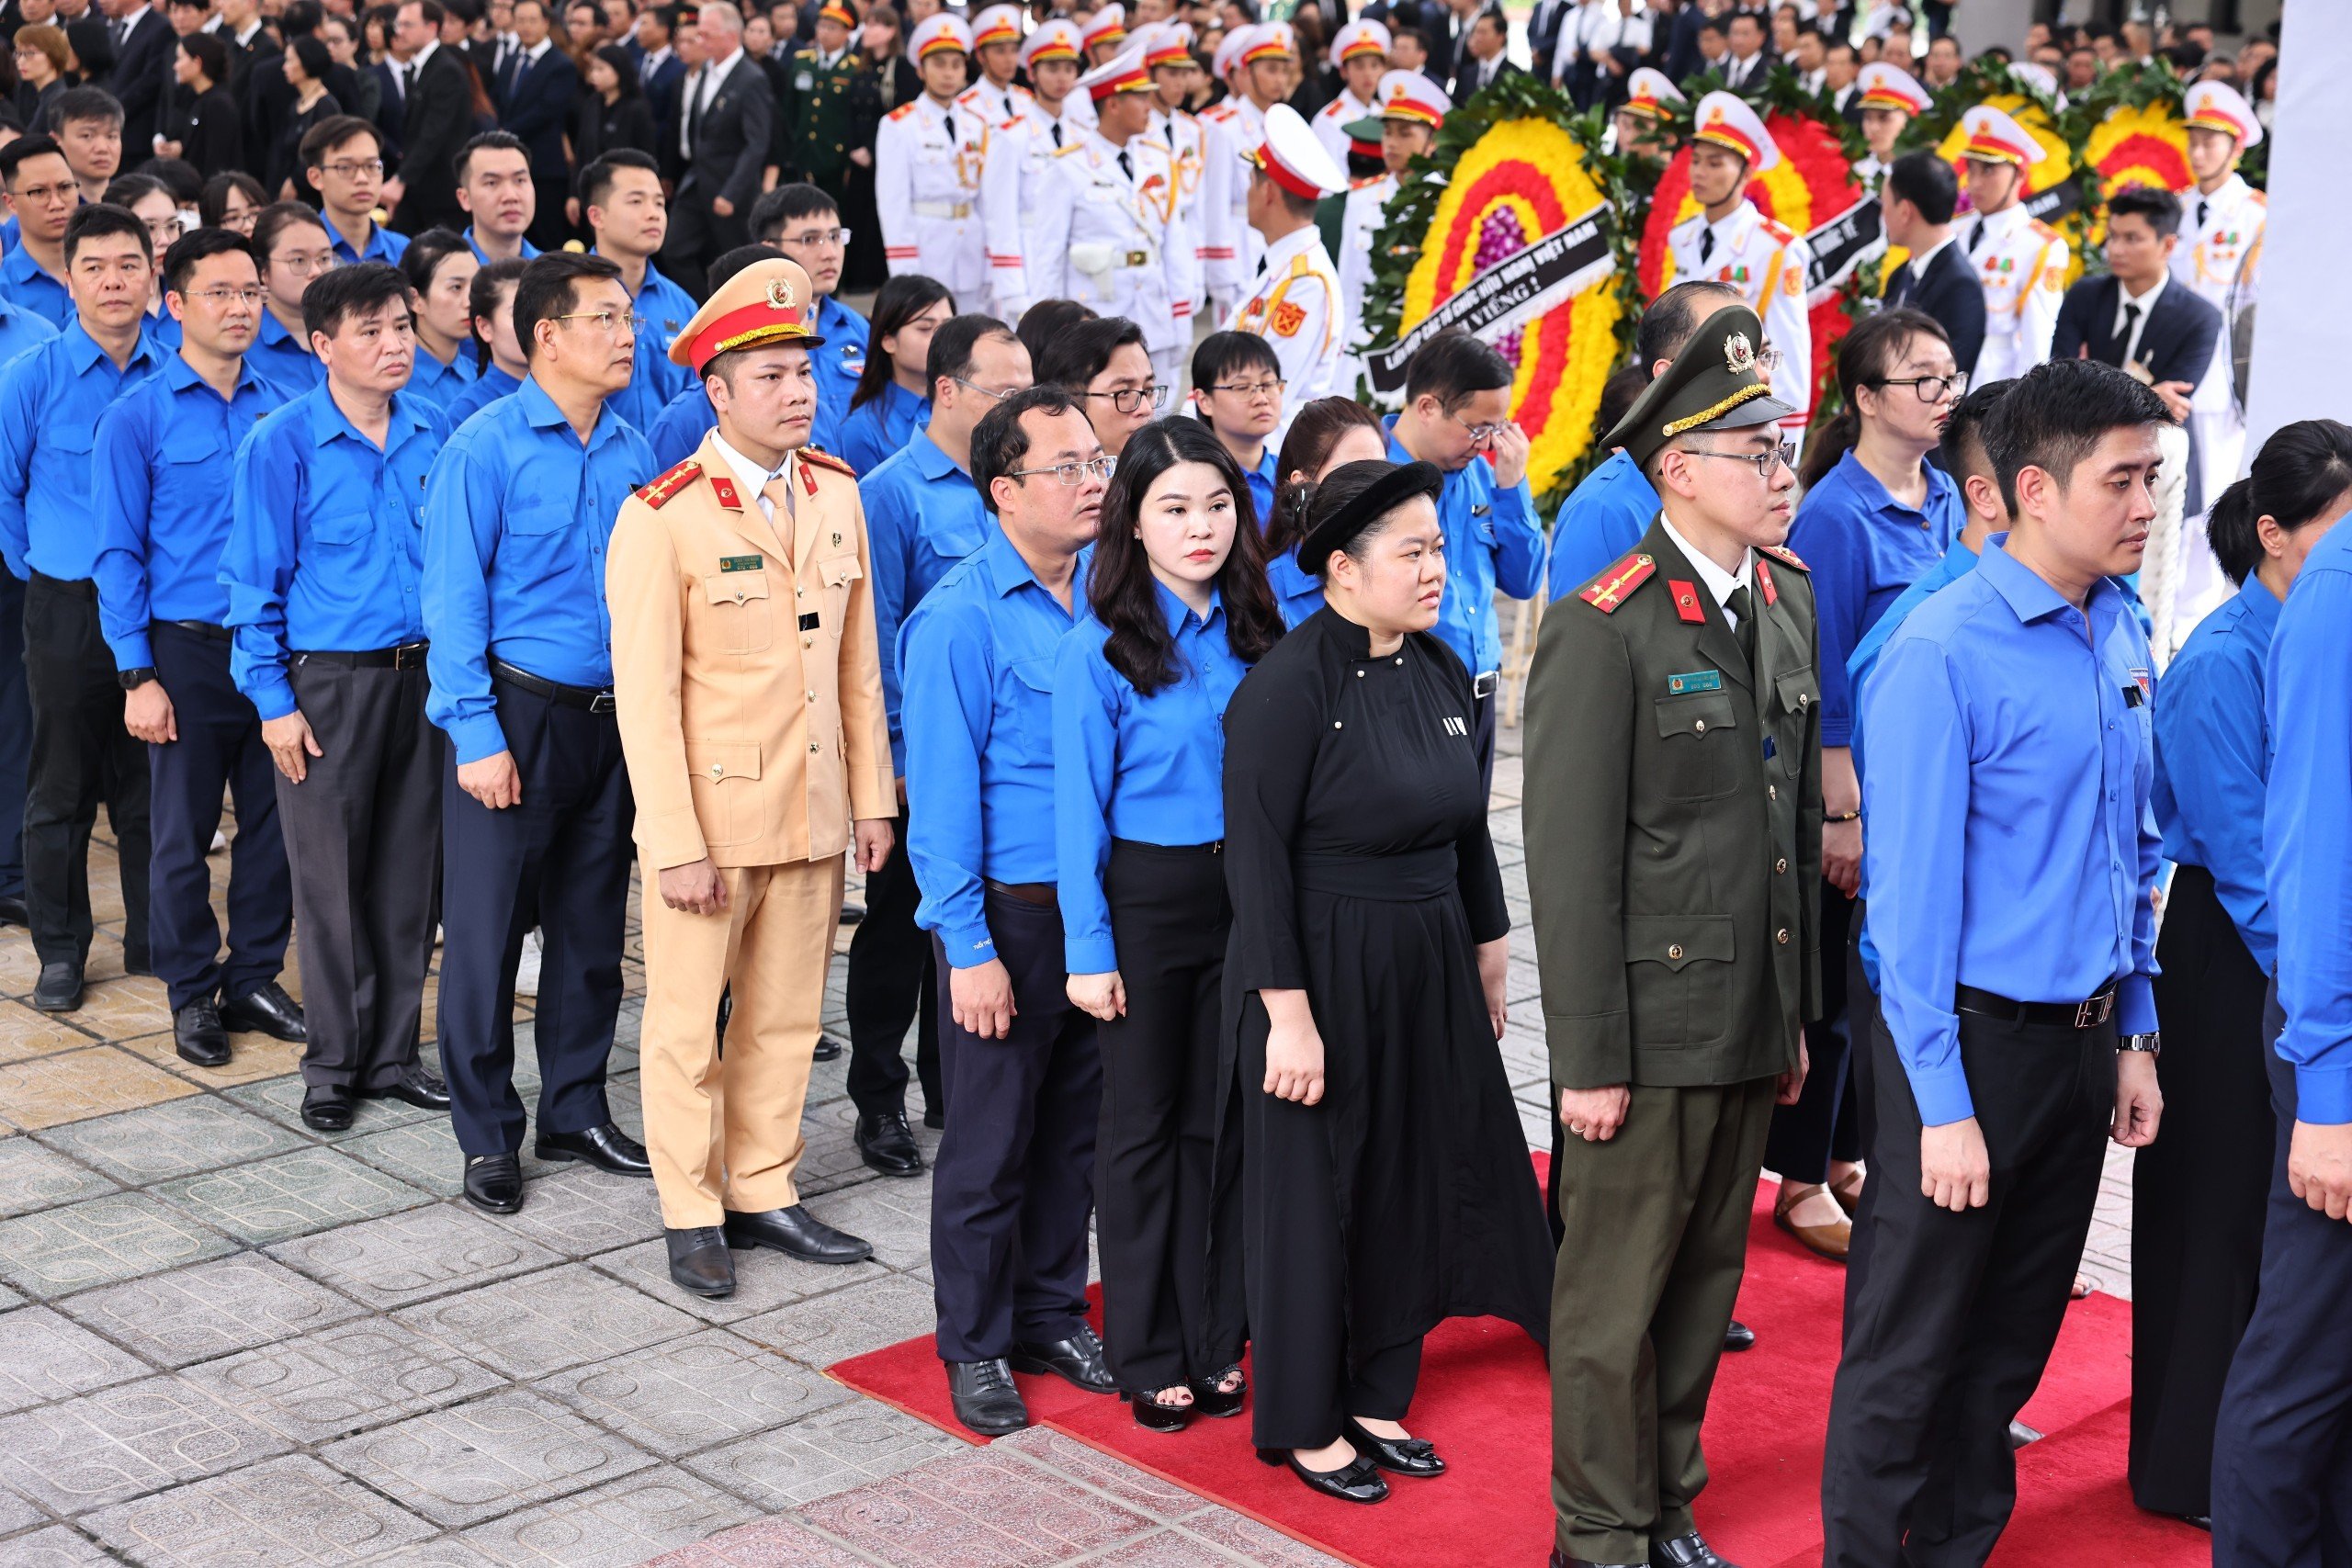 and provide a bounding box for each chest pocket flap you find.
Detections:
[819,554,864,588]
[1653,690,1738,740]
[704,570,772,607]
[1774,666,1819,720]
[507,500,571,536]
